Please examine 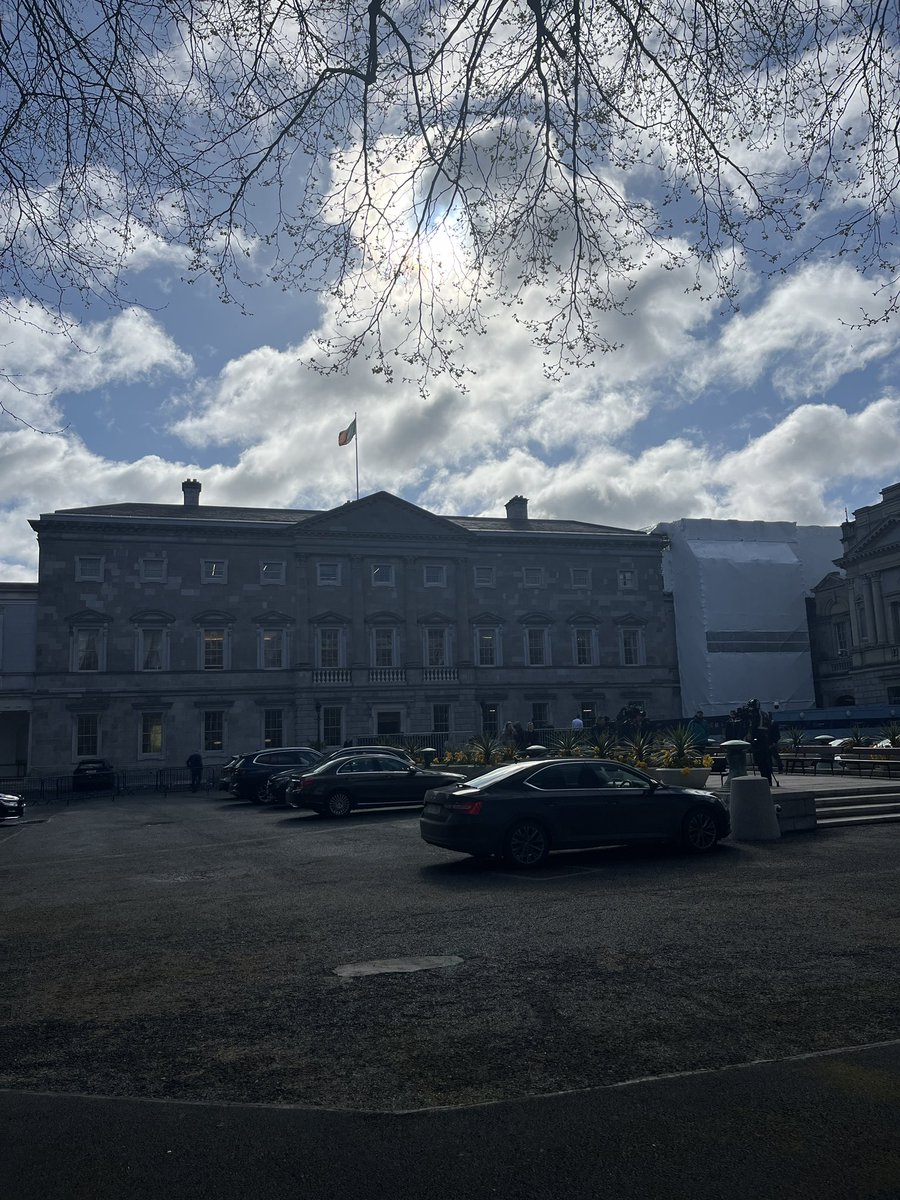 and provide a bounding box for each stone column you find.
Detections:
[871,574,886,644]
[404,556,420,671]
[847,580,862,645]
[863,574,878,644]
